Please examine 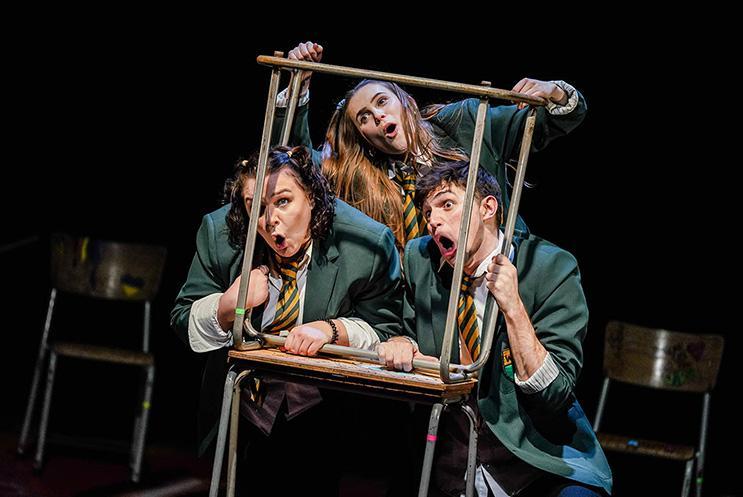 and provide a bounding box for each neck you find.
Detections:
[463,227,499,275]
